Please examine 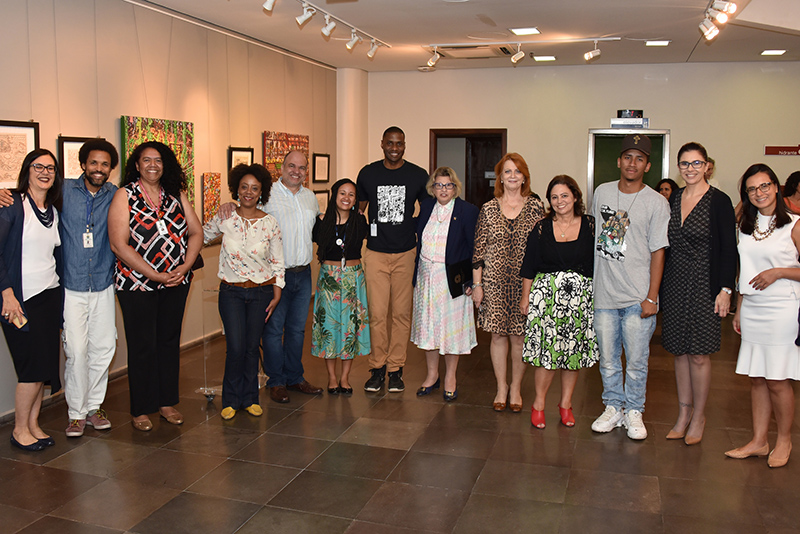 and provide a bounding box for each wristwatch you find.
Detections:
[721,287,732,295]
